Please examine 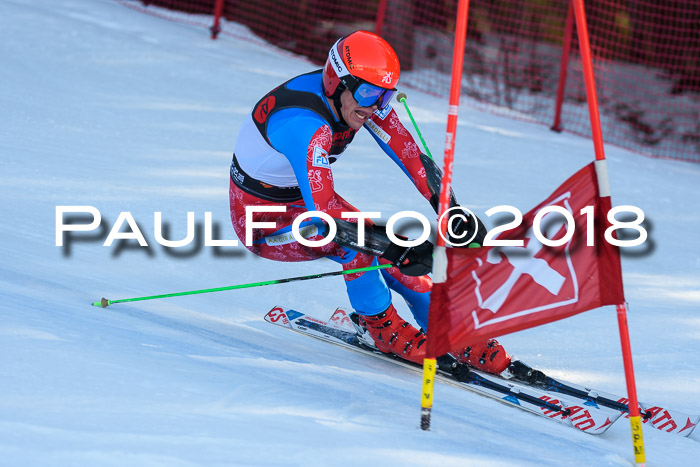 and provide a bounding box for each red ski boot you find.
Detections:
[360,304,426,364]
[455,338,511,375]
